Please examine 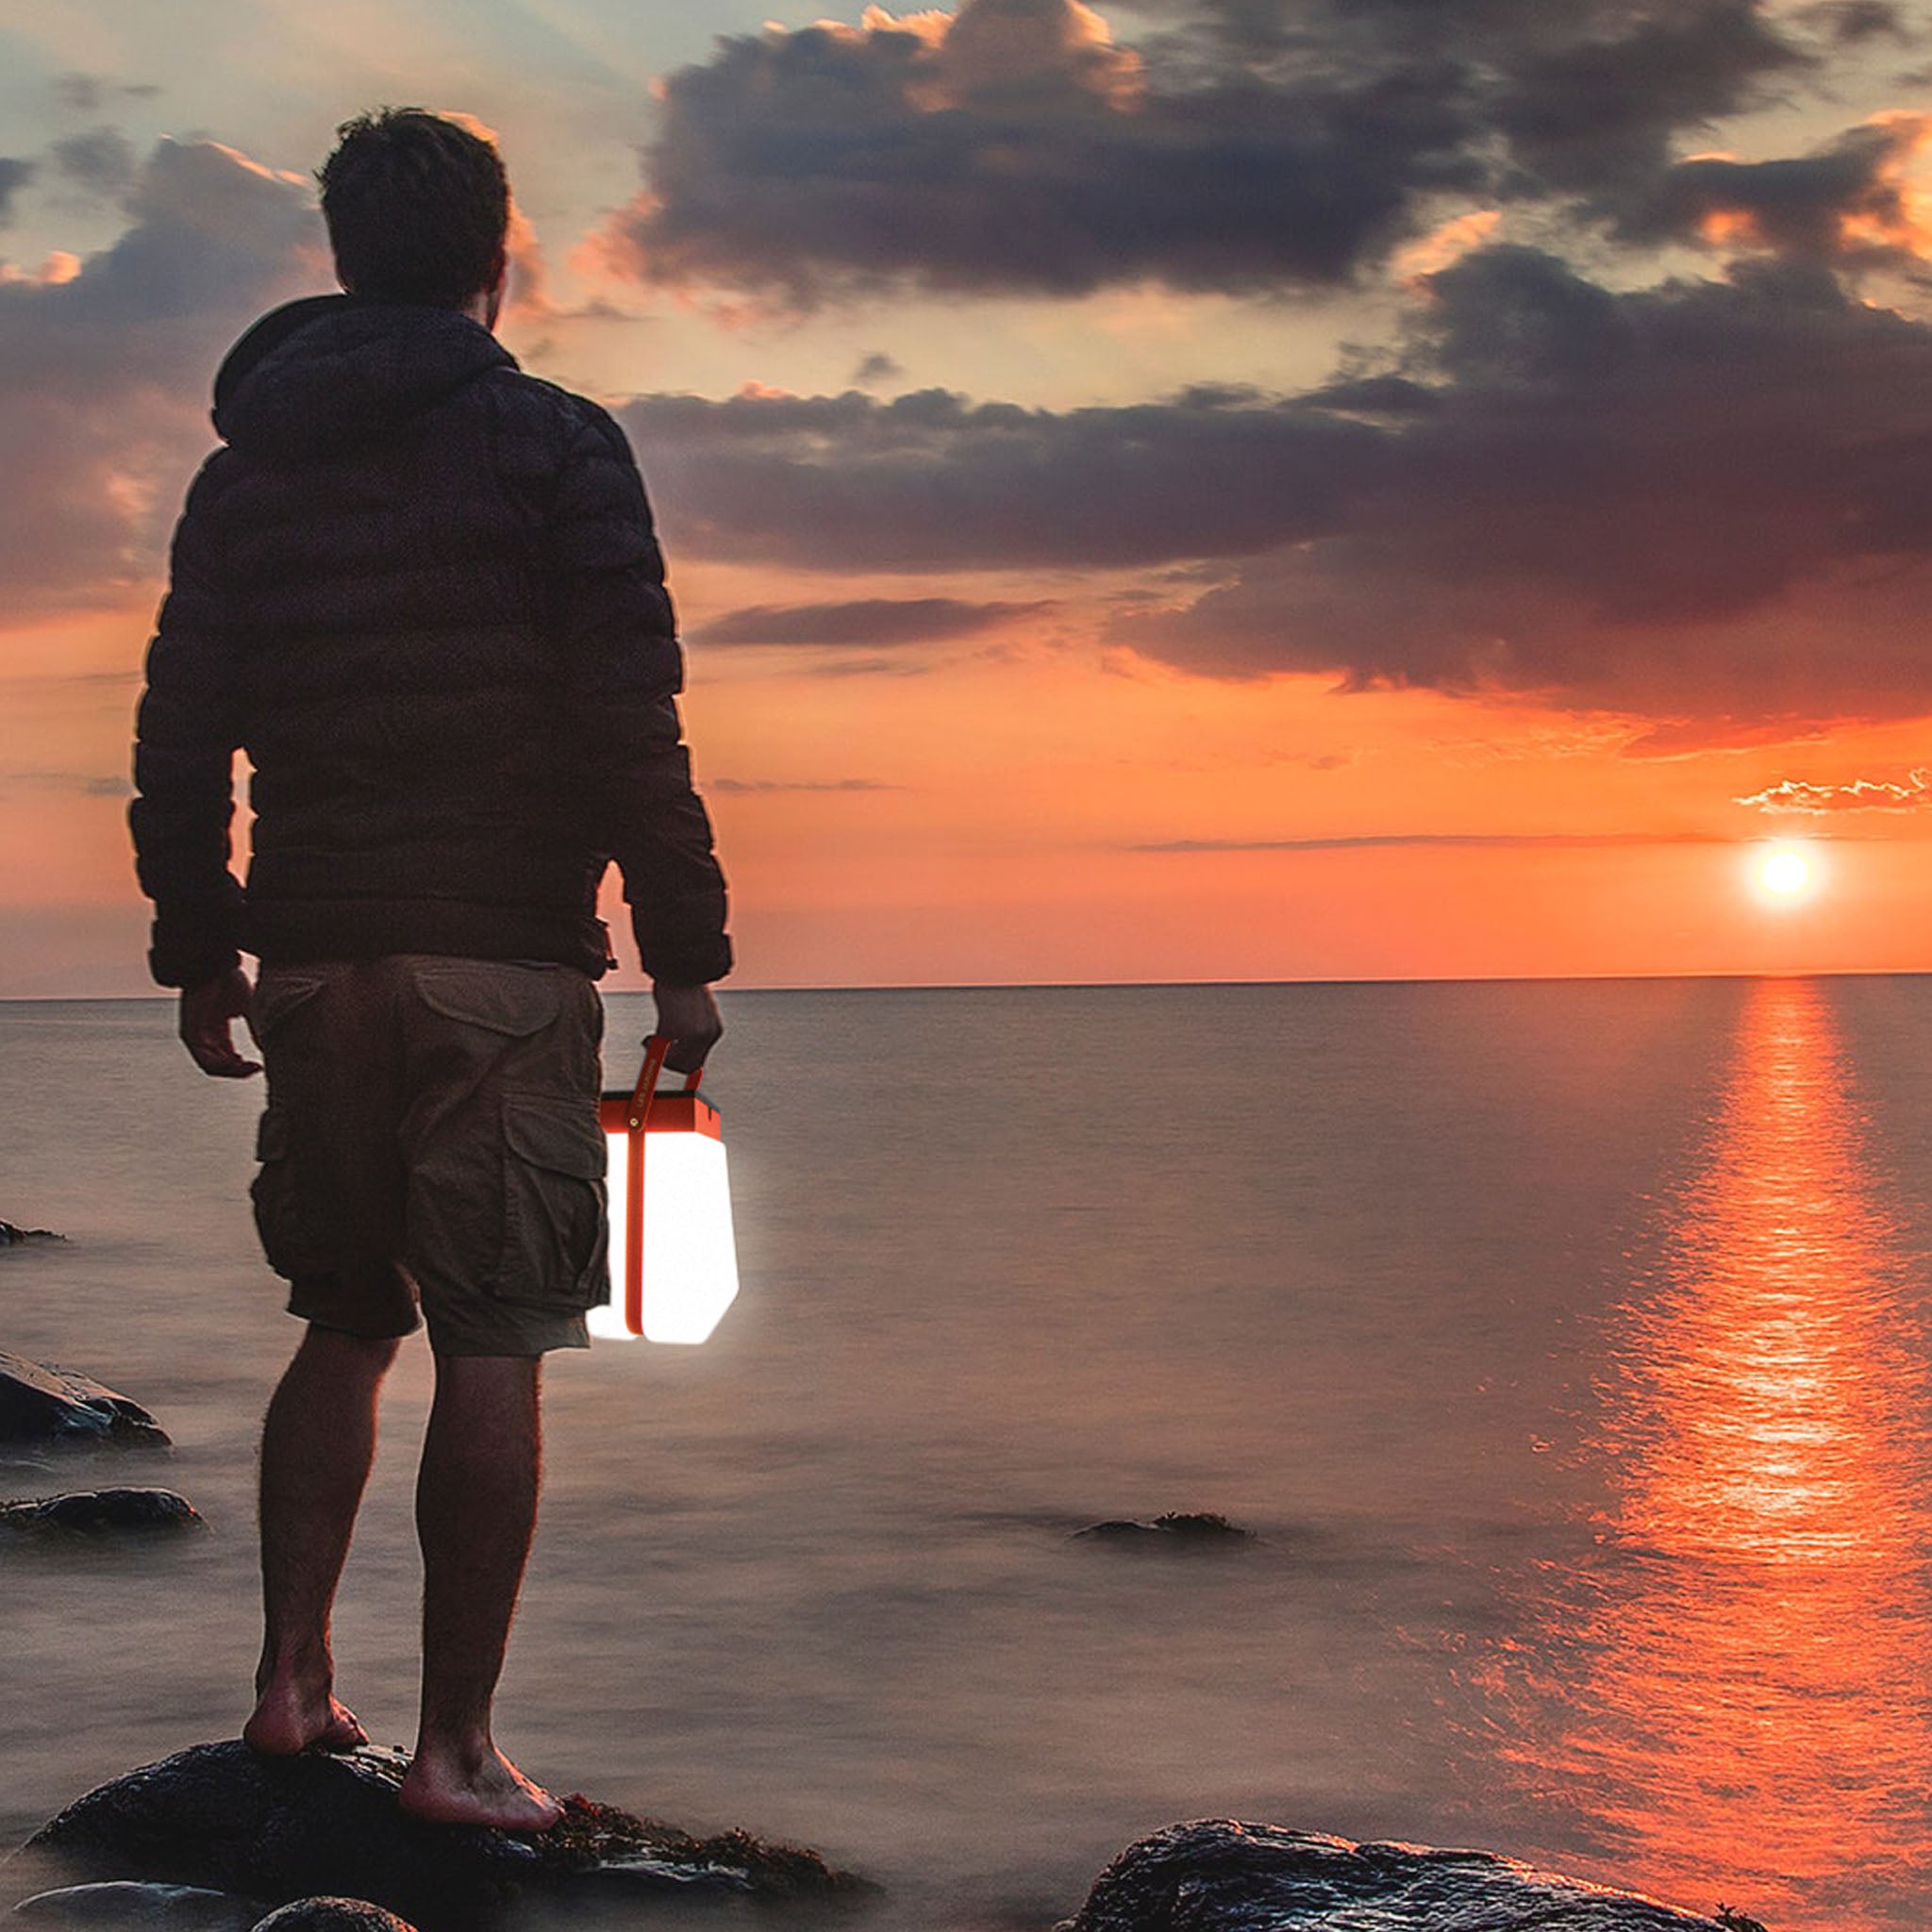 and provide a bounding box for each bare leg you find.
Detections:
[396,1354,562,1832]
[245,1324,400,1755]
